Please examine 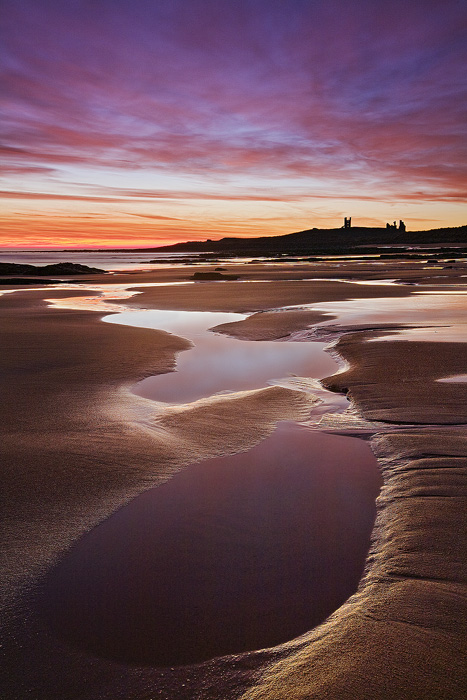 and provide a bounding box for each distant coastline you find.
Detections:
[1,224,465,256]
[154,224,467,254]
